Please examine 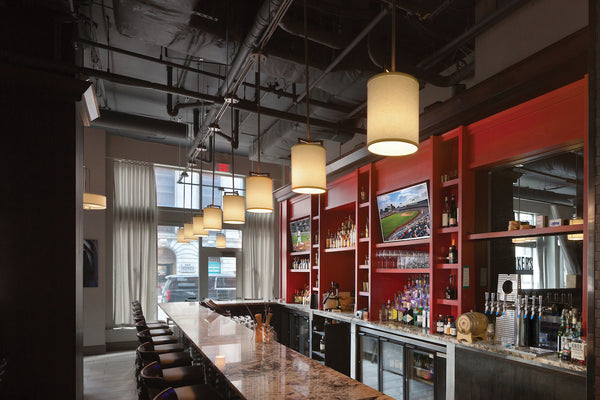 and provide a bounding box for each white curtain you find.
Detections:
[113,161,158,325]
[242,212,275,300]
